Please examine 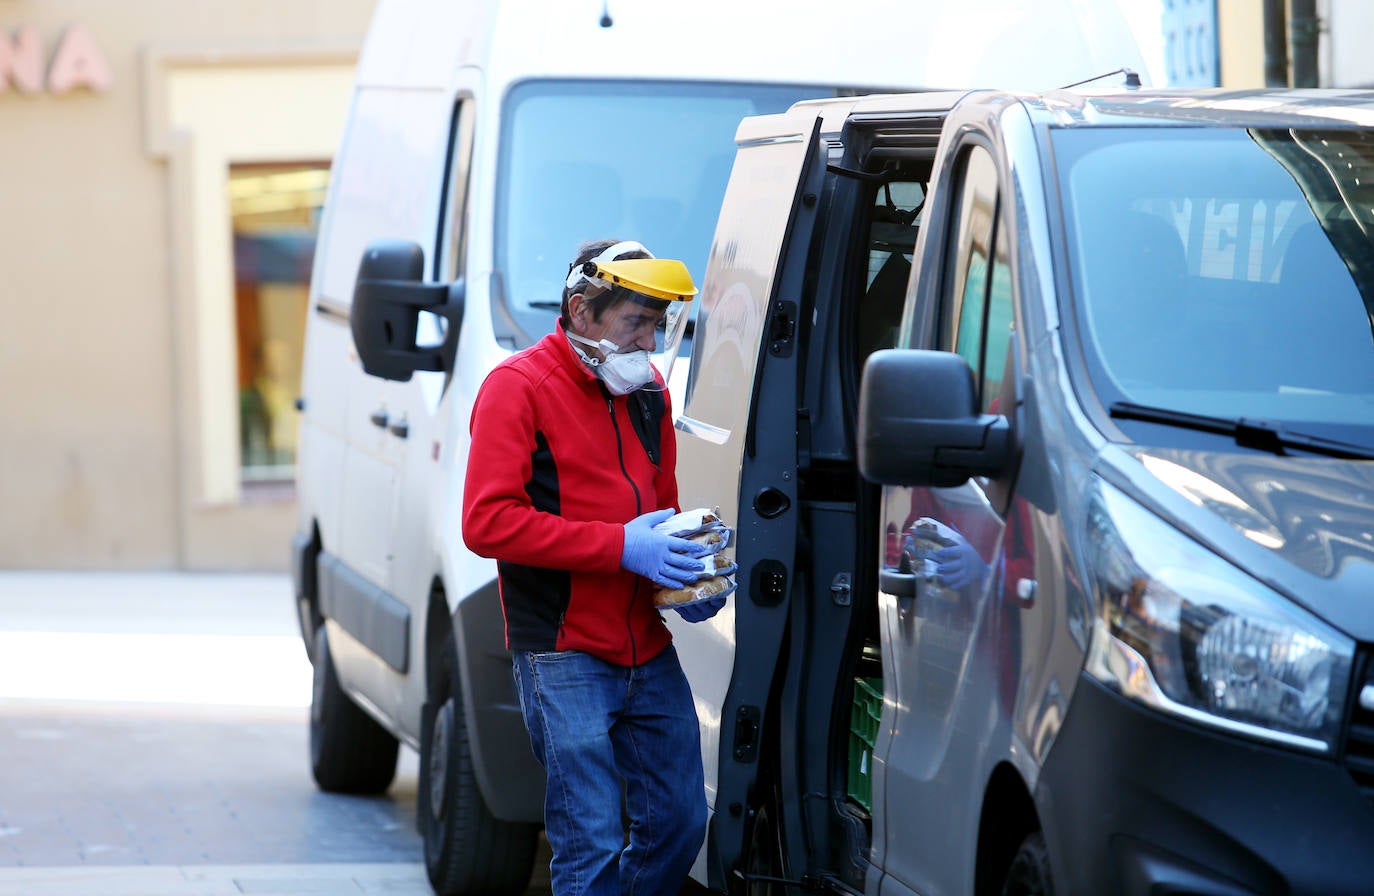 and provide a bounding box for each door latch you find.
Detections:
[830,572,852,606]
